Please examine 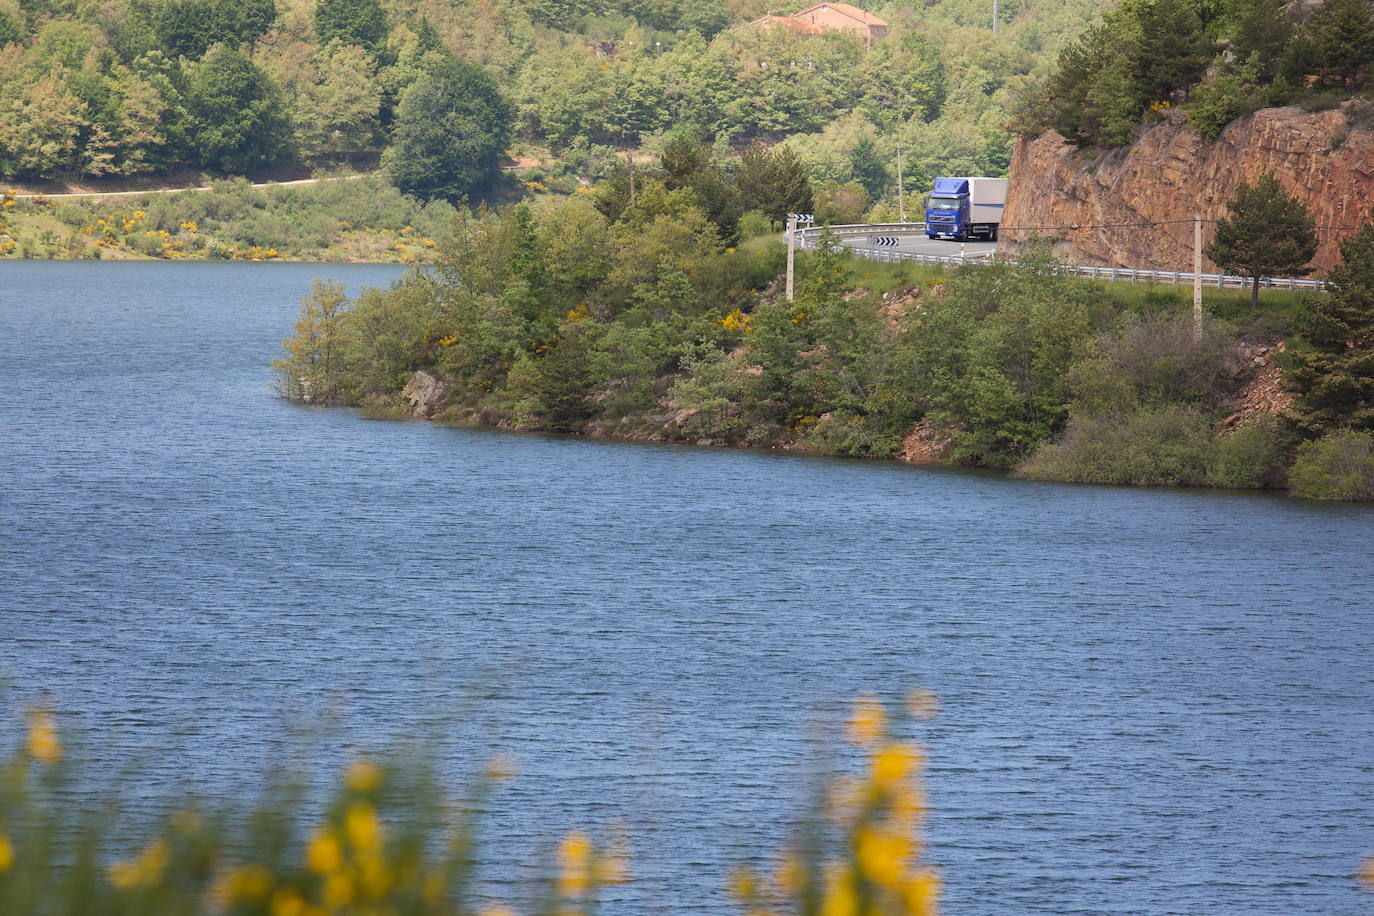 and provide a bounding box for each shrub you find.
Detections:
[1207,416,1295,489]
[1288,430,1374,500]
[1017,405,1214,486]
[737,209,774,240]
[807,410,902,458]
[1069,314,1235,417]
